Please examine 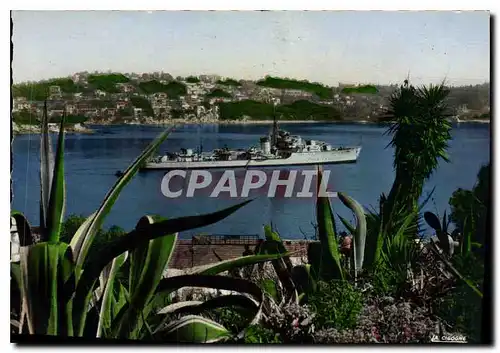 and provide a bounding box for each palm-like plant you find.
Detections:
[383,81,452,231]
